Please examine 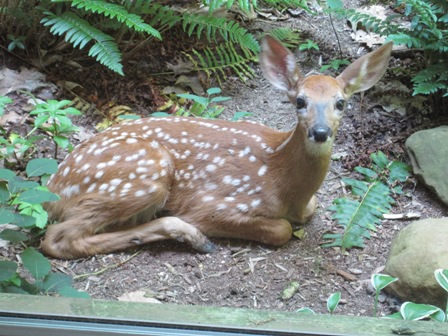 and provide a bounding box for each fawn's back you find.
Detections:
[42,36,392,259]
